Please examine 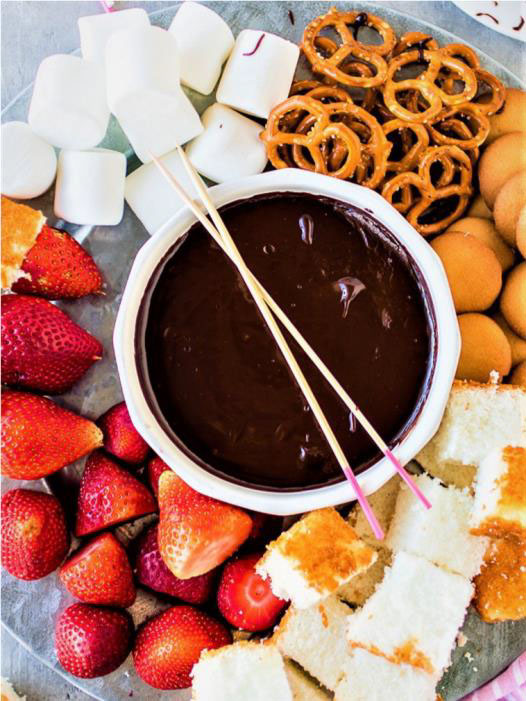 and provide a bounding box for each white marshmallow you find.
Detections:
[216,30,299,119]
[54,148,126,225]
[79,8,150,63]
[1,122,57,199]
[28,54,109,149]
[106,25,202,162]
[186,103,267,184]
[125,149,197,235]
[169,3,234,95]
